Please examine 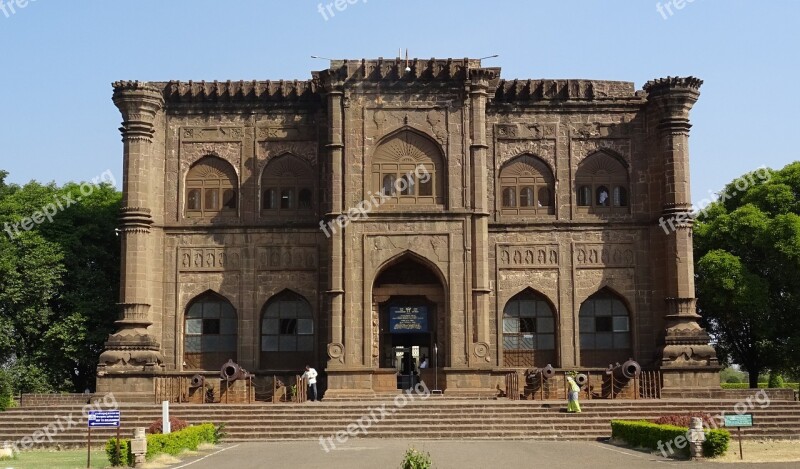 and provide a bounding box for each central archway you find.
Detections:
[372,253,446,389]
